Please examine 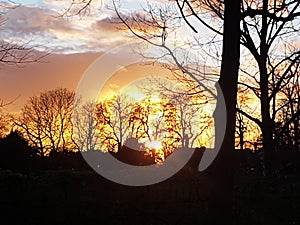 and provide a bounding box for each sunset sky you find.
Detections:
[0,0,218,114]
[0,0,144,113]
